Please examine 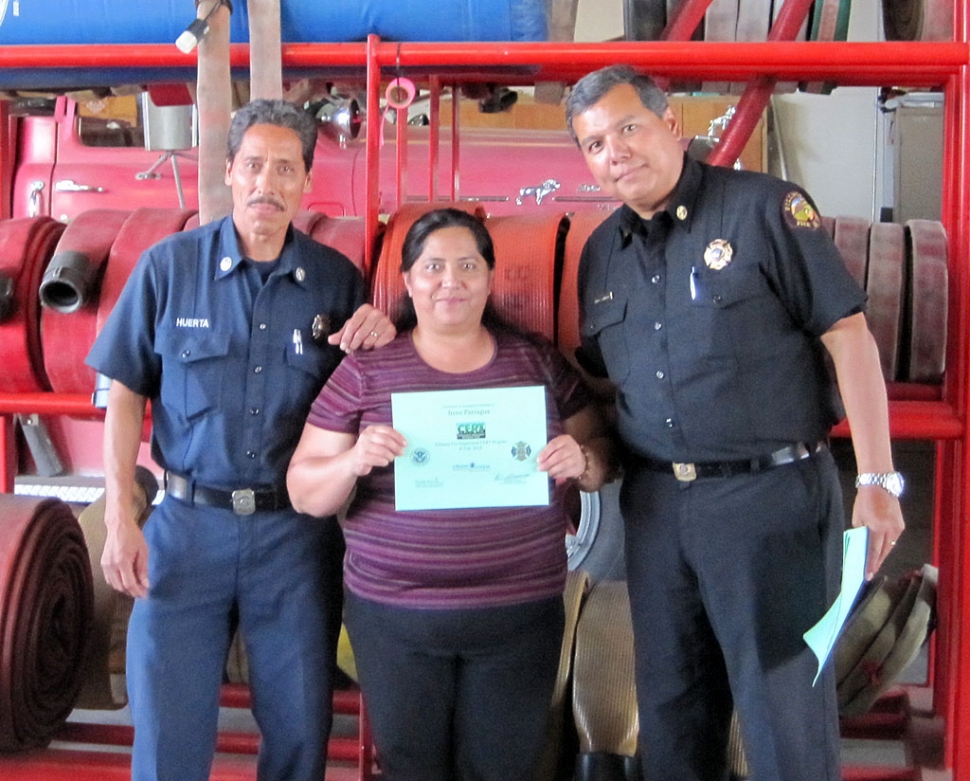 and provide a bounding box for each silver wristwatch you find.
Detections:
[854,471,905,498]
